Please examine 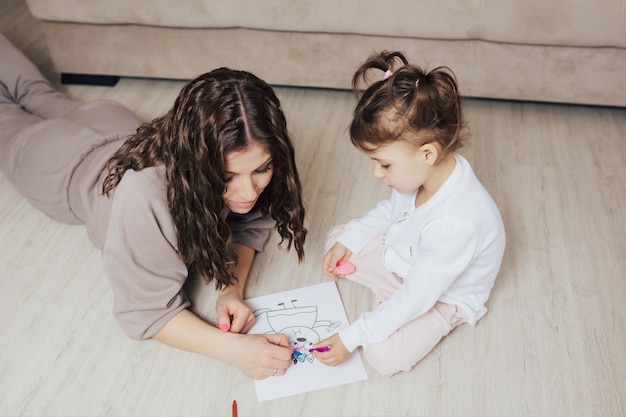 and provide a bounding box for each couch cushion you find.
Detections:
[26,0,626,48]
